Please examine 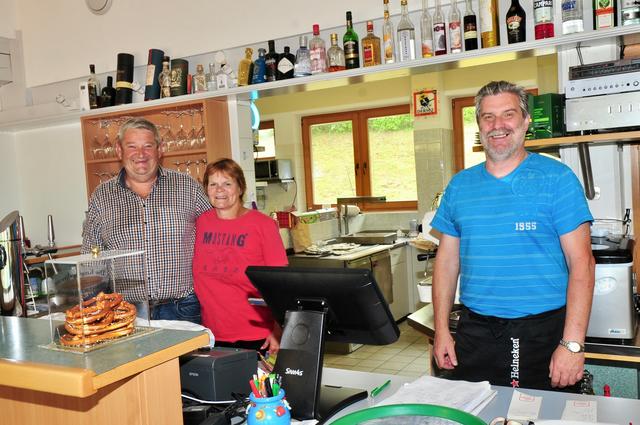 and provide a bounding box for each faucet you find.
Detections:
[336,195,386,236]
